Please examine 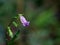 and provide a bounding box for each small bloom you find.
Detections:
[19,14,30,27]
